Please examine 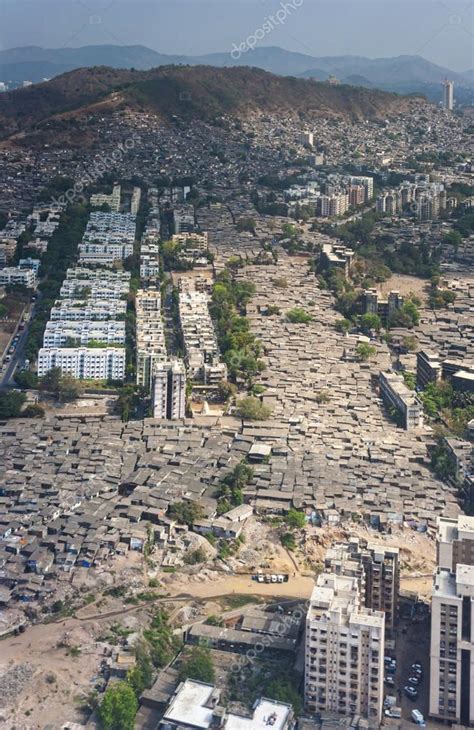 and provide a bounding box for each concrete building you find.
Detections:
[37,347,126,380]
[324,538,400,634]
[363,289,404,324]
[379,371,424,430]
[152,360,186,420]
[43,320,125,348]
[299,130,314,147]
[430,516,474,725]
[443,79,454,111]
[159,679,295,729]
[131,186,141,216]
[90,184,121,212]
[135,289,167,390]
[350,175,374,201]
[50,299,127,321]
[320,243,354,278]
[0,267,37,288]
[417,350,442,389]
[319,193,349,218]
[304,572,385,723]
[178,289,225,382]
